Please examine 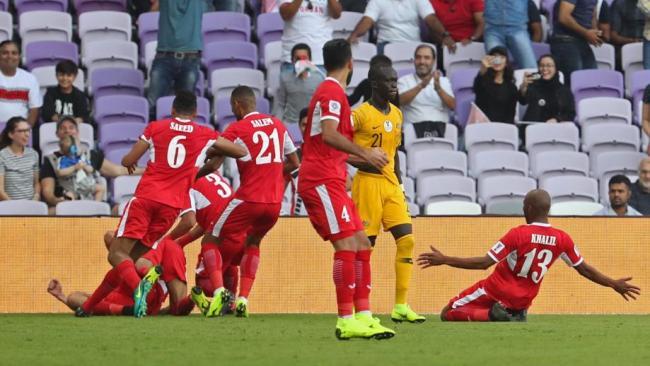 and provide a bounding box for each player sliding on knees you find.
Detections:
[77,91,247,318]
[298,39,395,340]
[348,62,425,323]
[417,189,641,322]
[193,86,300,318]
